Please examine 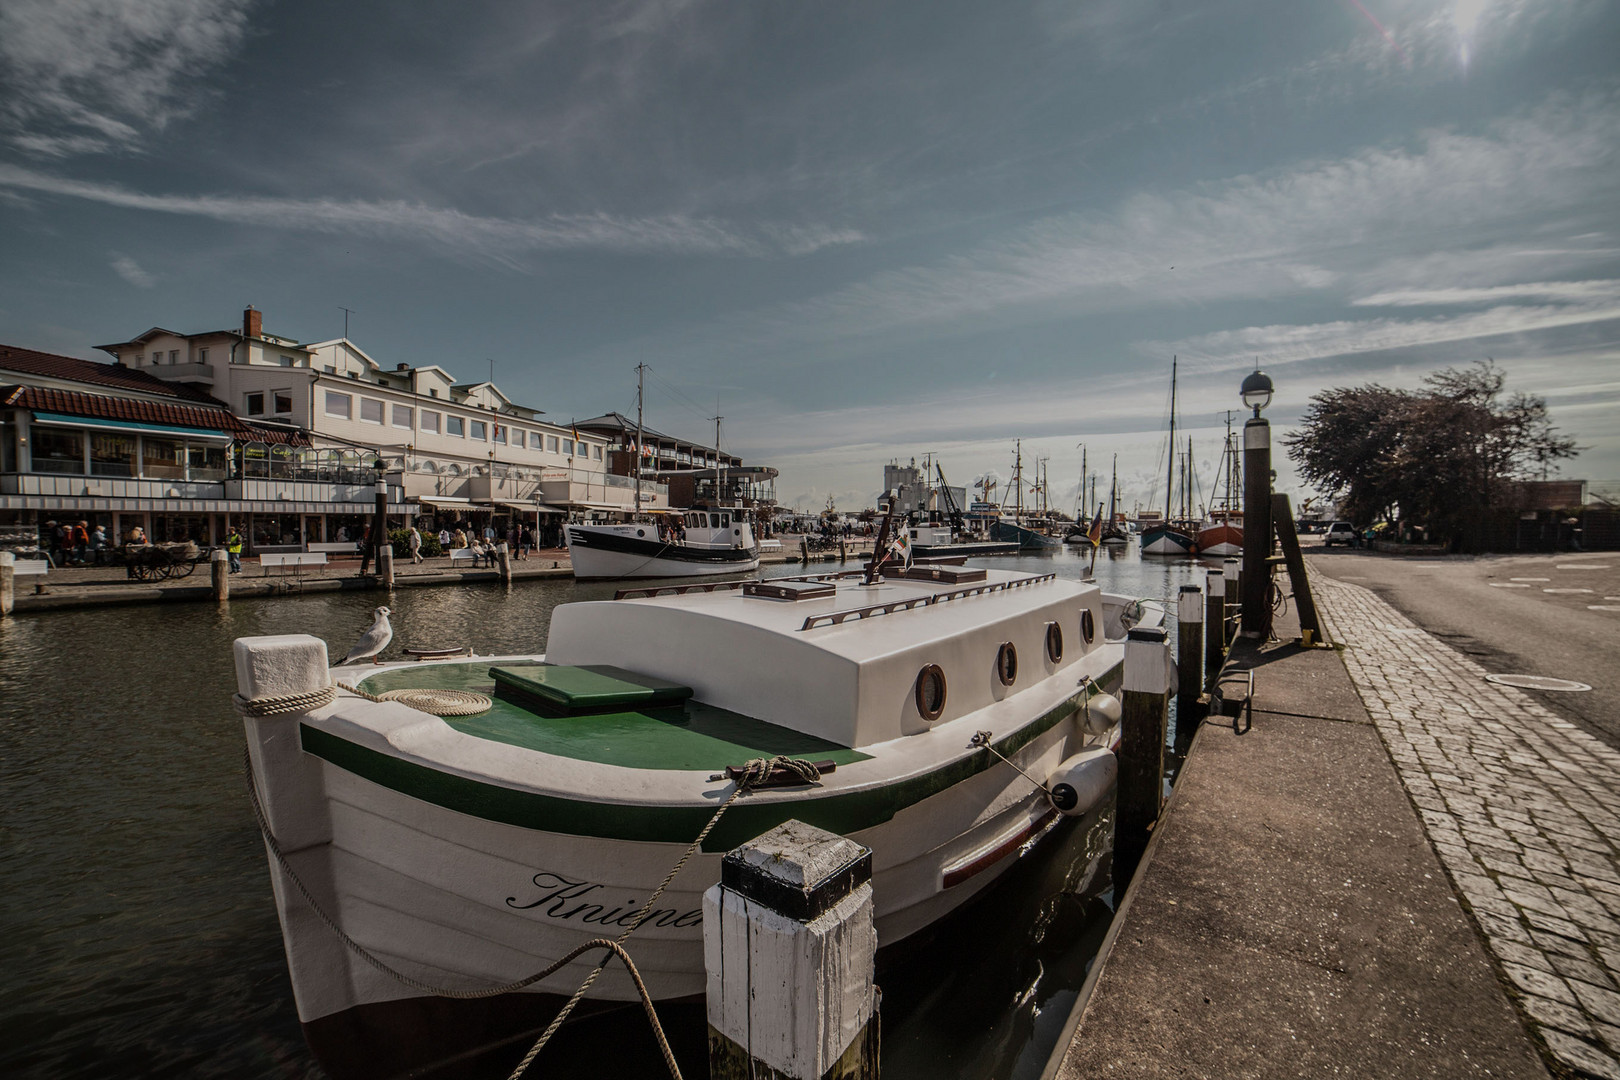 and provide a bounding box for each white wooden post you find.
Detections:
[704,819,879,1080]
[0,551,13,617]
